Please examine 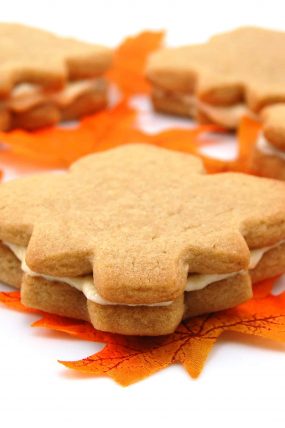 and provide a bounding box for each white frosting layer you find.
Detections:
[249,241,285,268]
[185,271,239,291]
[154,87,252,127]
[7,79,104,111]
[4,240,284,306]
[256,134,285,160]
[197,100,251,128]
[178,93,250,127]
